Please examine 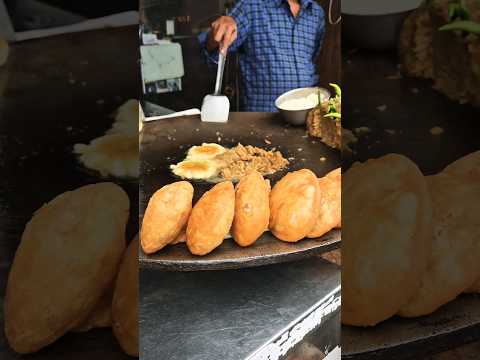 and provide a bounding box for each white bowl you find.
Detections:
[275,87,330,126]
[342,0,423,16]
[342,0,423,50]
